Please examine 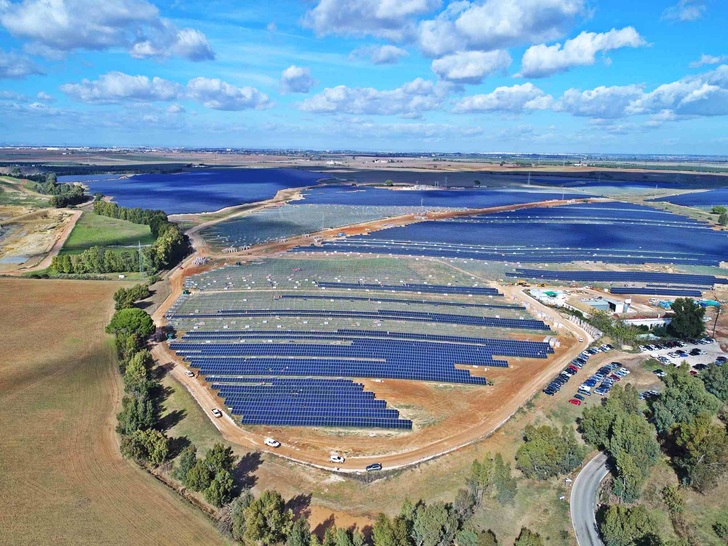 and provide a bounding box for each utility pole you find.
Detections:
[138,241,143,274]
[712,303,722,338]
